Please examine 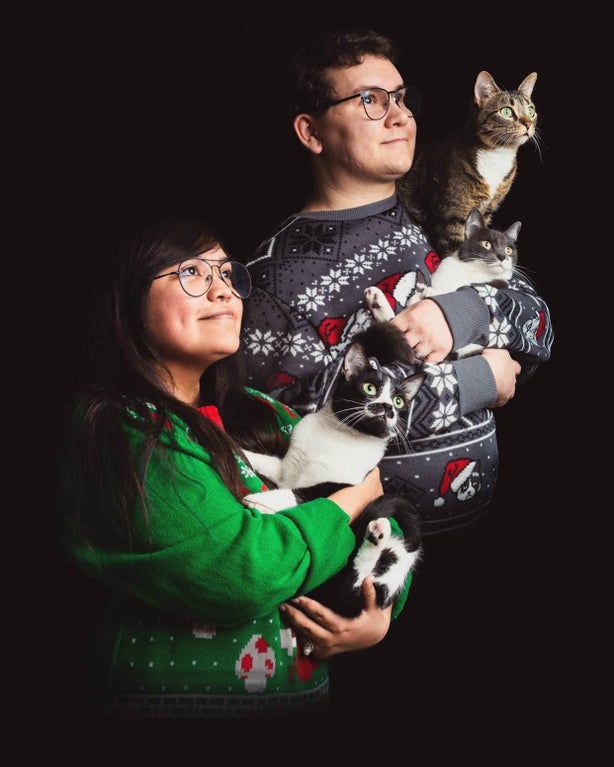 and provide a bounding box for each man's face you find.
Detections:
[312,54,417,182]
